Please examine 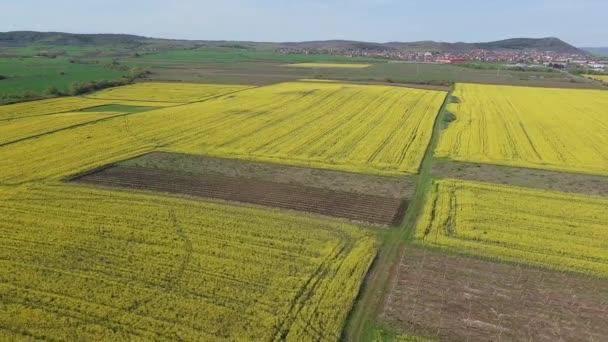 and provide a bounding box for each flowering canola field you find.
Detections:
[0,184,376,340]
[435,83,608,175]
[0,82,445,184]
[0,81,424,340]
[417,179,608,277]
[169,82,446,175]
[0,97,179,121]
[85,82,252,103]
